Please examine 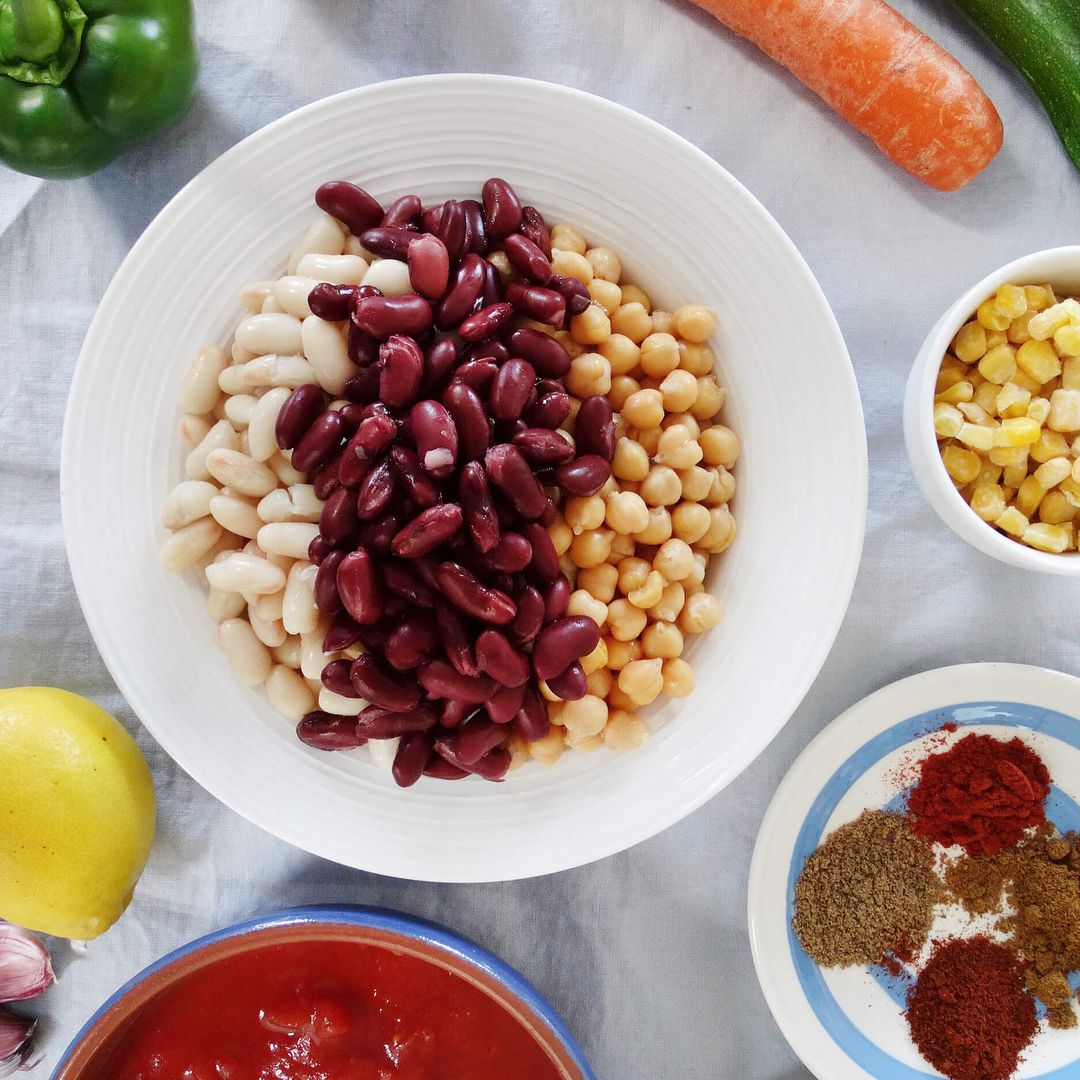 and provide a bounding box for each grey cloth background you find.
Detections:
[2,0,1079,1076]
